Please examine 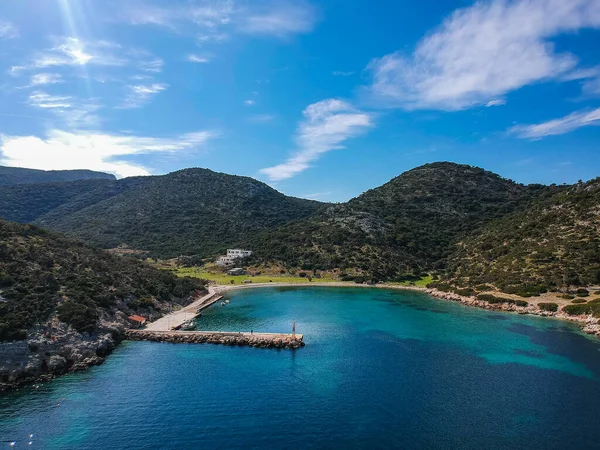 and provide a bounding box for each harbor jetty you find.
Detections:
[125,330,304,349]
[128,286,305,349]
[144,288,223,332]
